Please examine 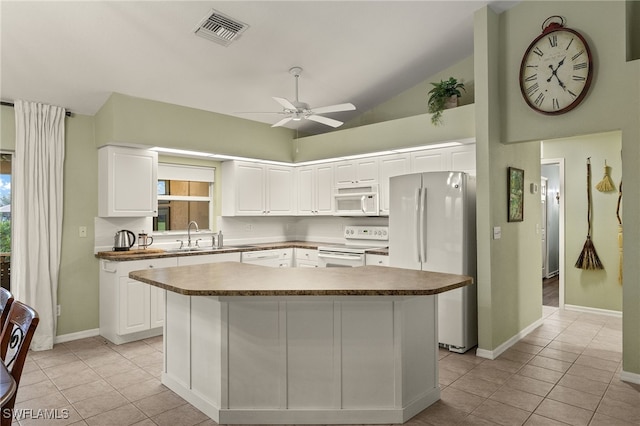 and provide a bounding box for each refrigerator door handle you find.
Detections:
[415,188,422,262]
[420,187,427,263]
